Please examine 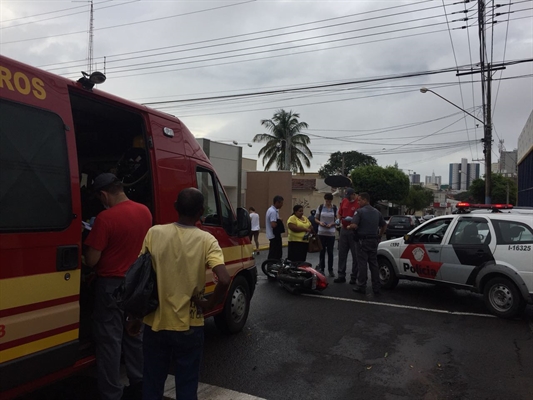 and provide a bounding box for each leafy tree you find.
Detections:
[253,109,312,174]
[318,151,377,178]
[350,165,409,205]
[404,186,434,214]
[453,191,475,202]
[468,174,518,205]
